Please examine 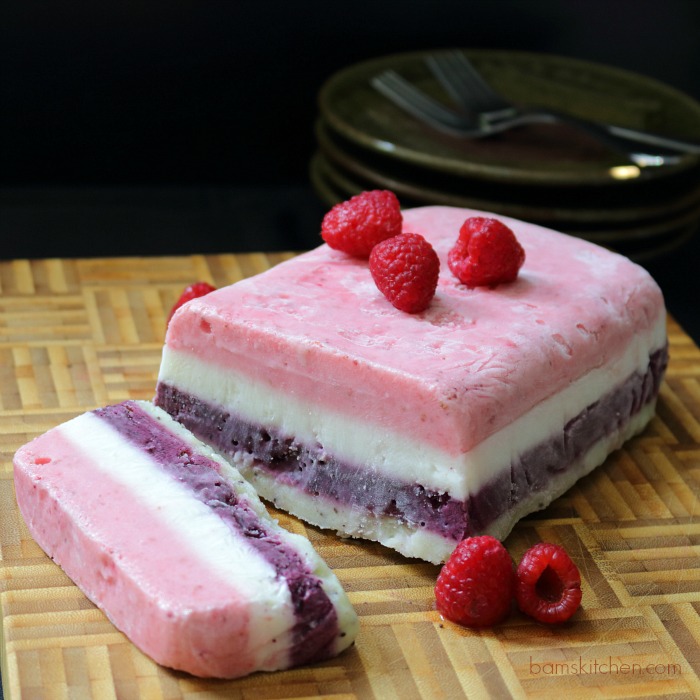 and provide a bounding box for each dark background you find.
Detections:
[1,0,699,339]
[0,6,696,695]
